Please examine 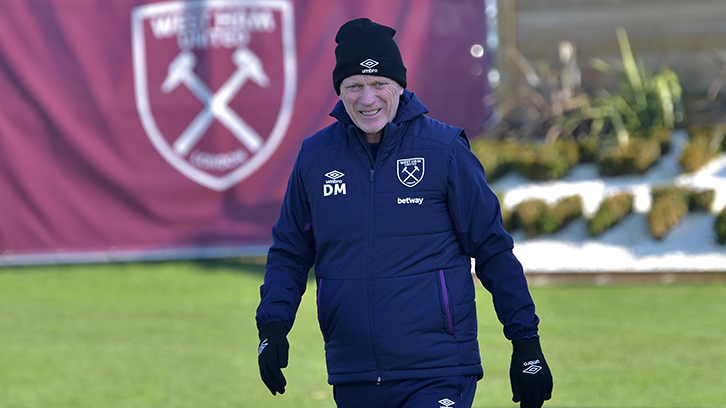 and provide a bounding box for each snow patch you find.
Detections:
[488,130,726,272]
